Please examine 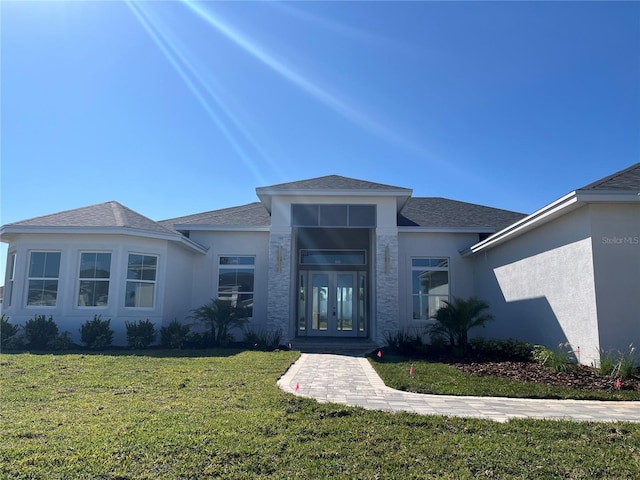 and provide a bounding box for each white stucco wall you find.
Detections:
[1,233,181,346]
[398,232,479,335]
[187,230,270,338]
[473,206,600,365]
